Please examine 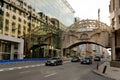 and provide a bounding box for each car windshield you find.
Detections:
[50,58,58,60]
